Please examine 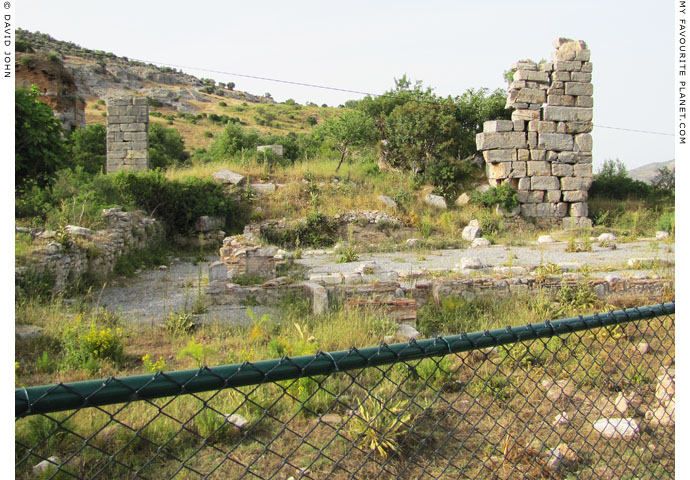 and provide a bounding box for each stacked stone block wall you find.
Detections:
[476,38,594,228]
[106,96,149,173]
